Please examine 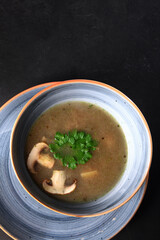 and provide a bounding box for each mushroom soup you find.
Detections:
[25,102,127,203]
